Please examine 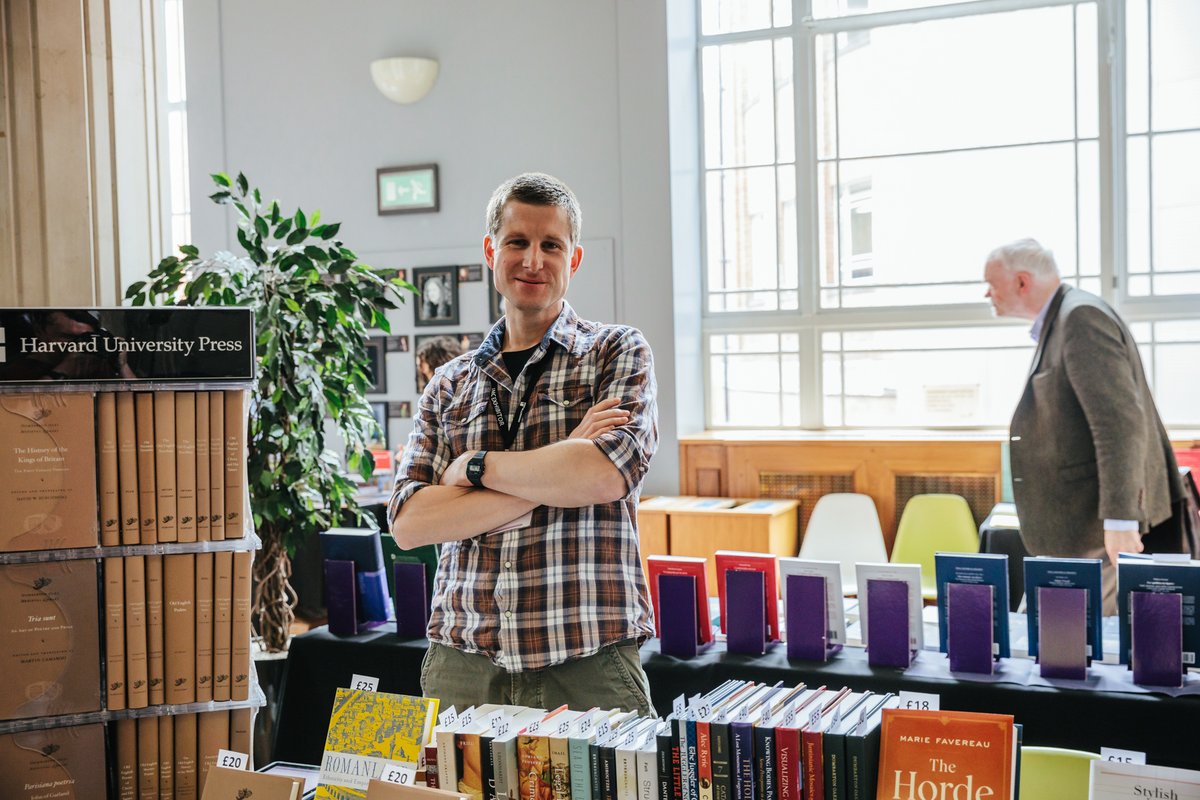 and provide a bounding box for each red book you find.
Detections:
[715,551,780,640]
[696,720,712,800]
[646,555,713,644]
[774,722,802,800]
